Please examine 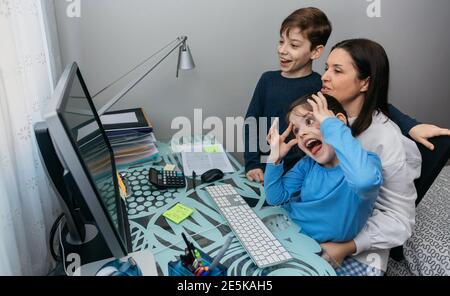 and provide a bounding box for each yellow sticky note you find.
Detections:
[203,144,221,153]
[164,164,176,171]
[163,203,193,224]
